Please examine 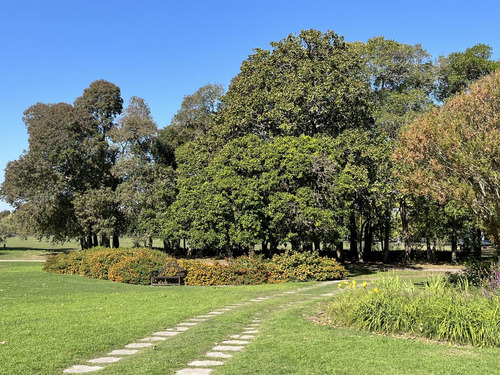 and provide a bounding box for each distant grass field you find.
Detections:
[0,237,166,261]
[2,263,499,374]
